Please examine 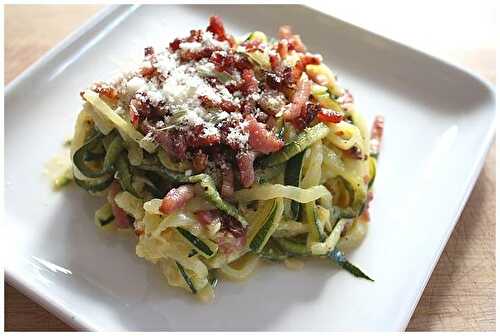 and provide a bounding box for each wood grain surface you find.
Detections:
[4,4,496,332]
